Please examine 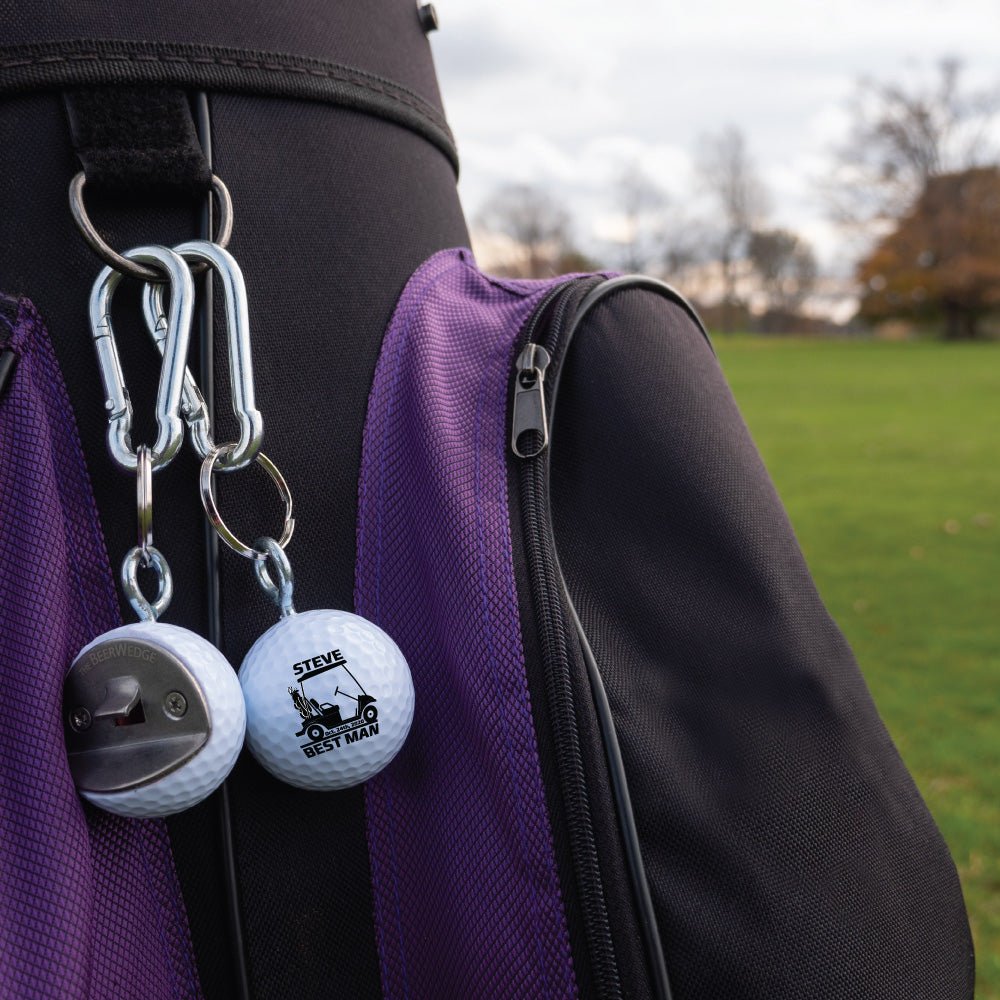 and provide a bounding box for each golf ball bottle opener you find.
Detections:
[64,245,245,819]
